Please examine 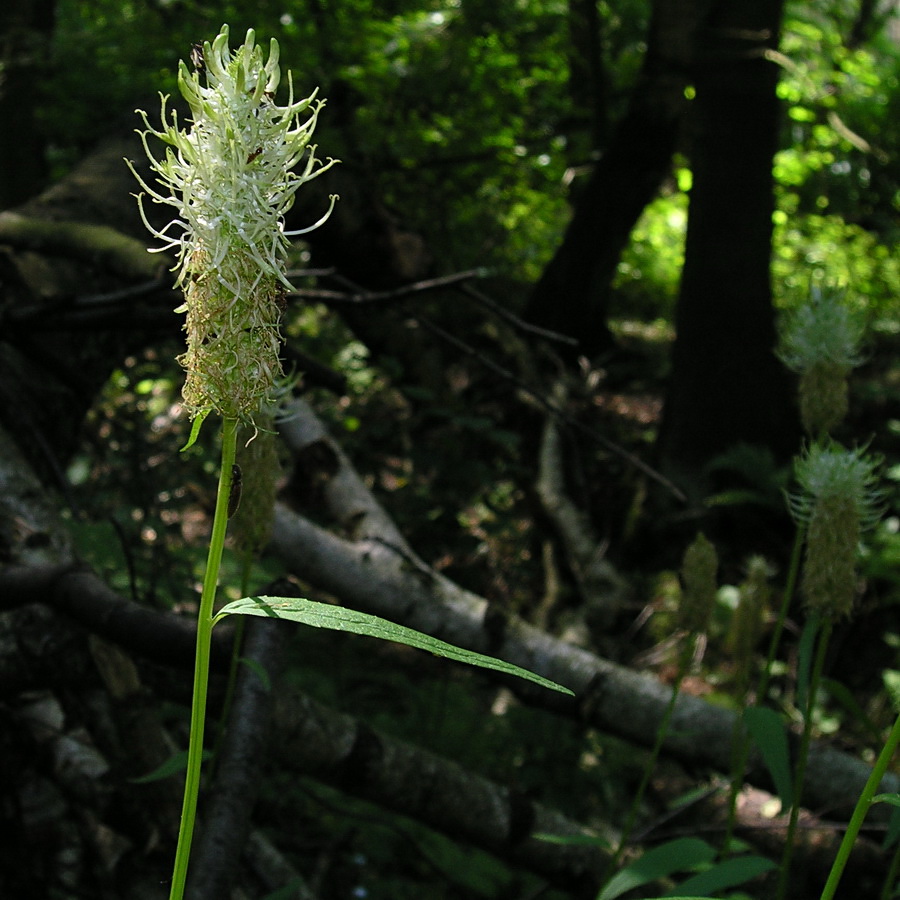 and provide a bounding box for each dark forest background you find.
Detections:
[2,0,900,897]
